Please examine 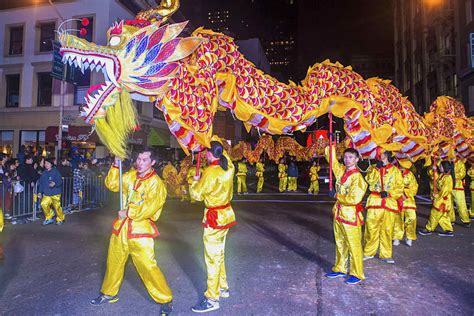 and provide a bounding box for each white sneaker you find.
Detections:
[363,255,374,261]
[219,288,230,298]
[405,239,413,247]
[393,239,400,246]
